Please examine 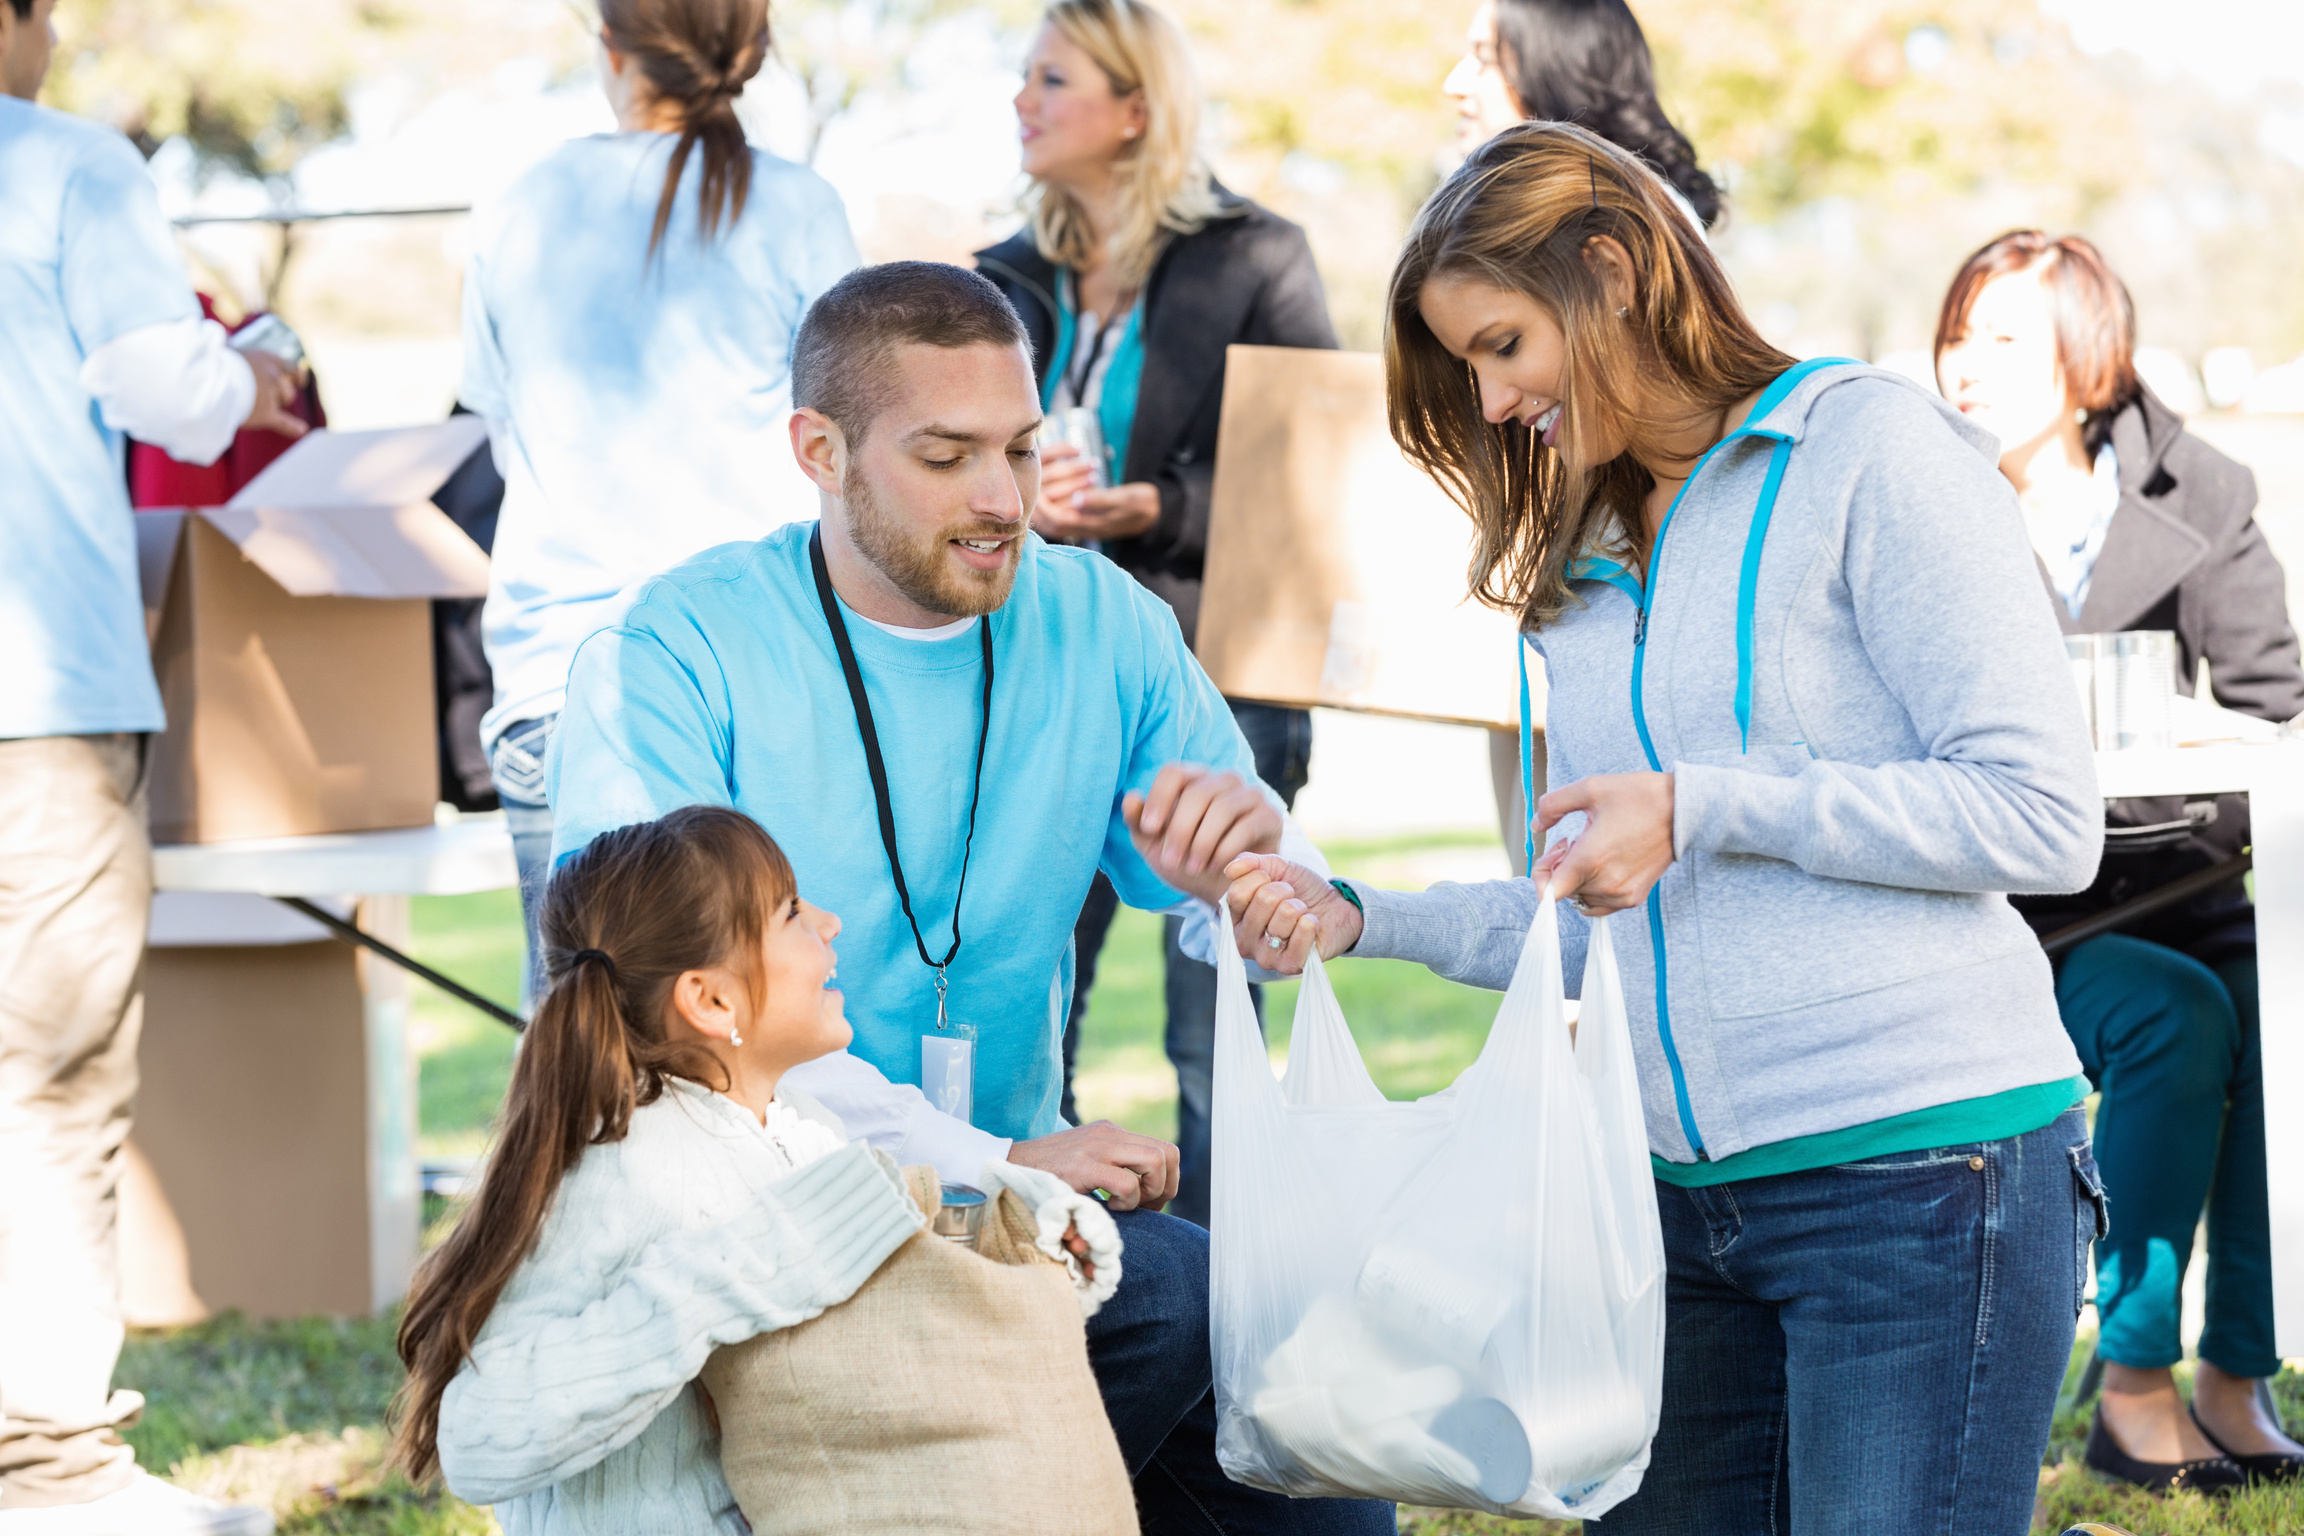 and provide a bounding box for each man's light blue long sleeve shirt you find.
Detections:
[548,524,1263,1143]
